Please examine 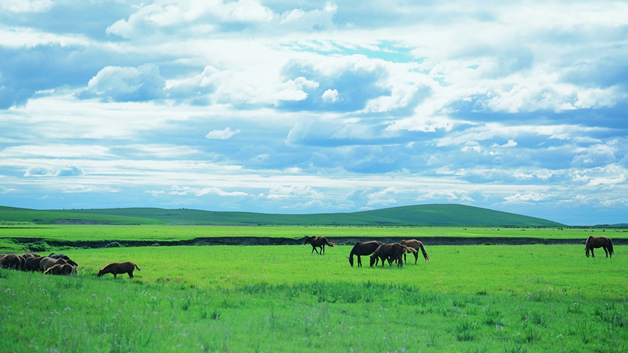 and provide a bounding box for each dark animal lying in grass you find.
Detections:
[43,264,77,275]
[97,262,141,279]
[303,236,335,255]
